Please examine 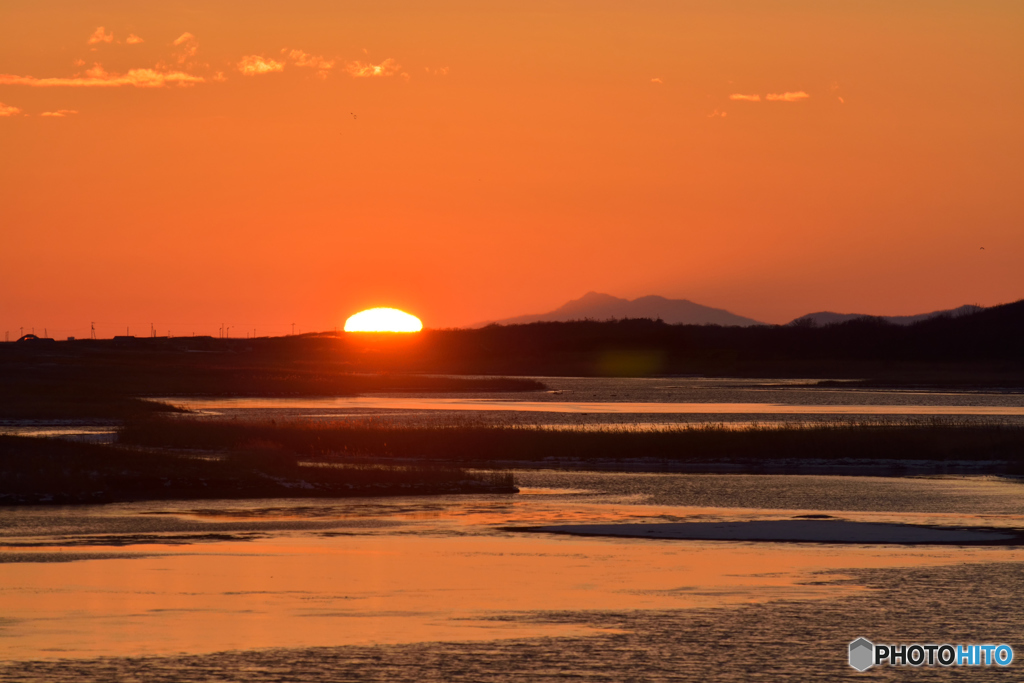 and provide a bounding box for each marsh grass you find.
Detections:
[0,431,515,506]
[118,415,1024,471]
